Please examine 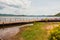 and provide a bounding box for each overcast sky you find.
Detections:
[0,0,60,15]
